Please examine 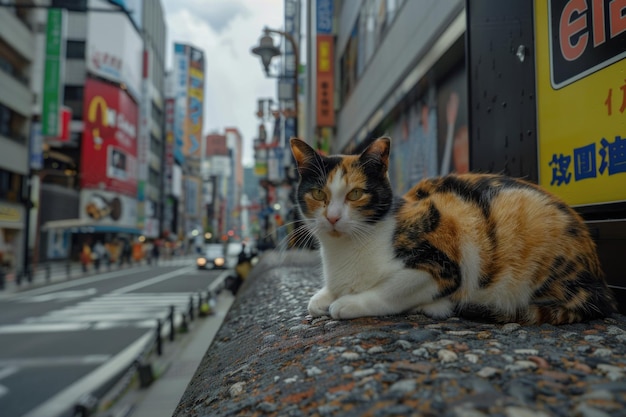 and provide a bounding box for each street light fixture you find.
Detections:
[251,27,299,136]
[251,33,281,76]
